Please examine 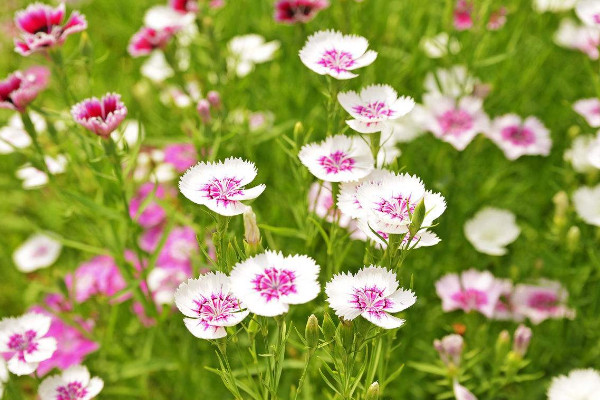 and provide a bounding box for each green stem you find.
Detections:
[213,214,230,271]
[294,351,314,400]
[49,49,75,105]
[369,132,381,165]
[20,111,51,176]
